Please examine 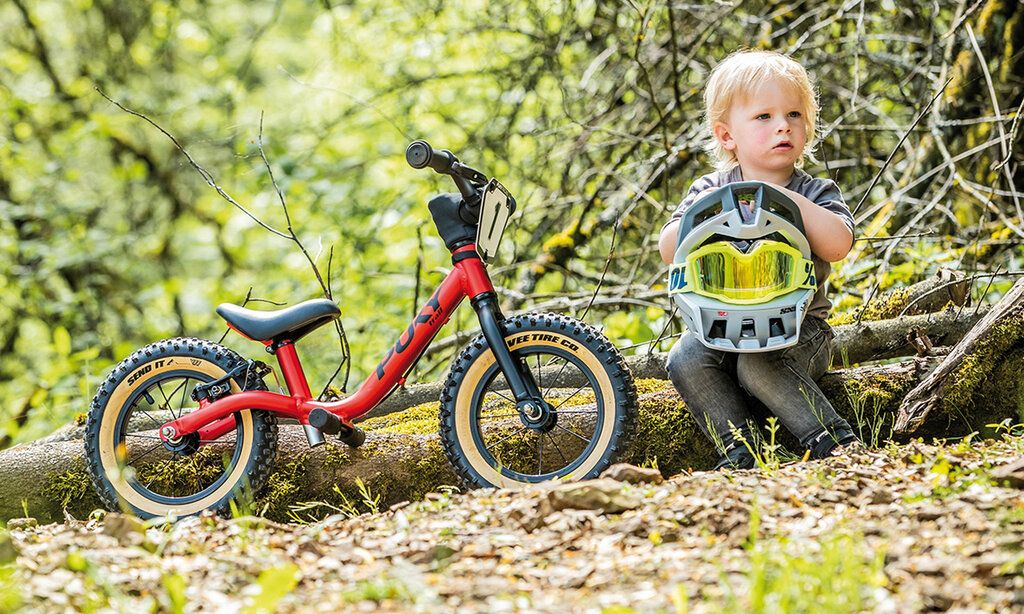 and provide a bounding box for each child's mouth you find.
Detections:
[773,142,793,150]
